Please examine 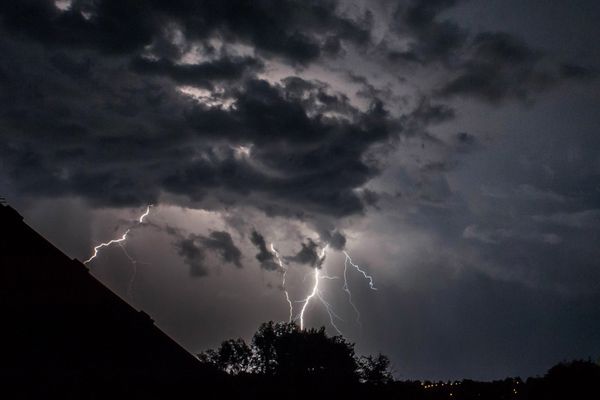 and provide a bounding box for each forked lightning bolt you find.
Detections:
[298,245,345,335]
[83,205,152,264]
[342,250,377,326]
[290,244,377,336]
[343,250,377,291]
